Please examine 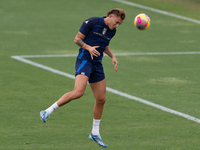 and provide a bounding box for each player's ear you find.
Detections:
[108,14,113,18]
[110,14,117,19]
